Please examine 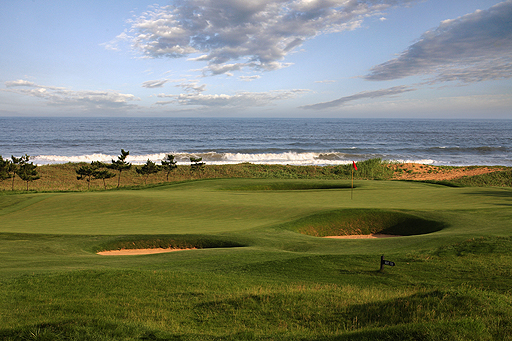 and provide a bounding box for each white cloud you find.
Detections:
[5,79,37,87]
[2,80,140,111]
[142,79,169,88]
[5,79,66,90]
[118,0,416,76]
[175,80,207,93]
[239,75,261,81]
[156,89,309,108]
[364,0,512,83]
[315,80,336,83]
[300,85,416,109]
